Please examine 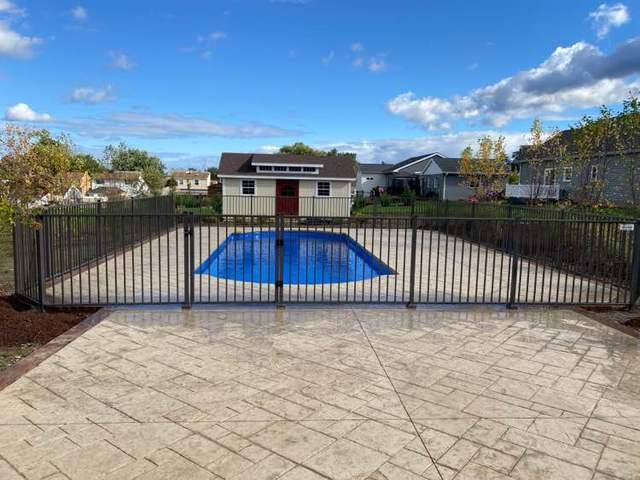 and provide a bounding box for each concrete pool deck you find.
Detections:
[0,307,638,479]
[45,226,627,306]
